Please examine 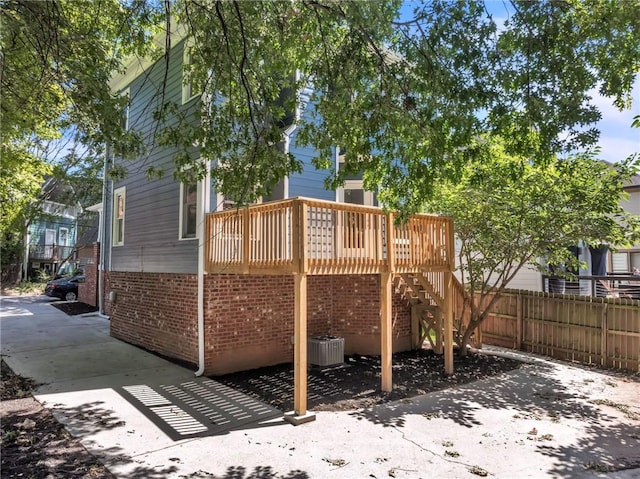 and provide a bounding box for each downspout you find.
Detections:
[195,161,211,376]
[334,146,340,202]
[97,144,110,318]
